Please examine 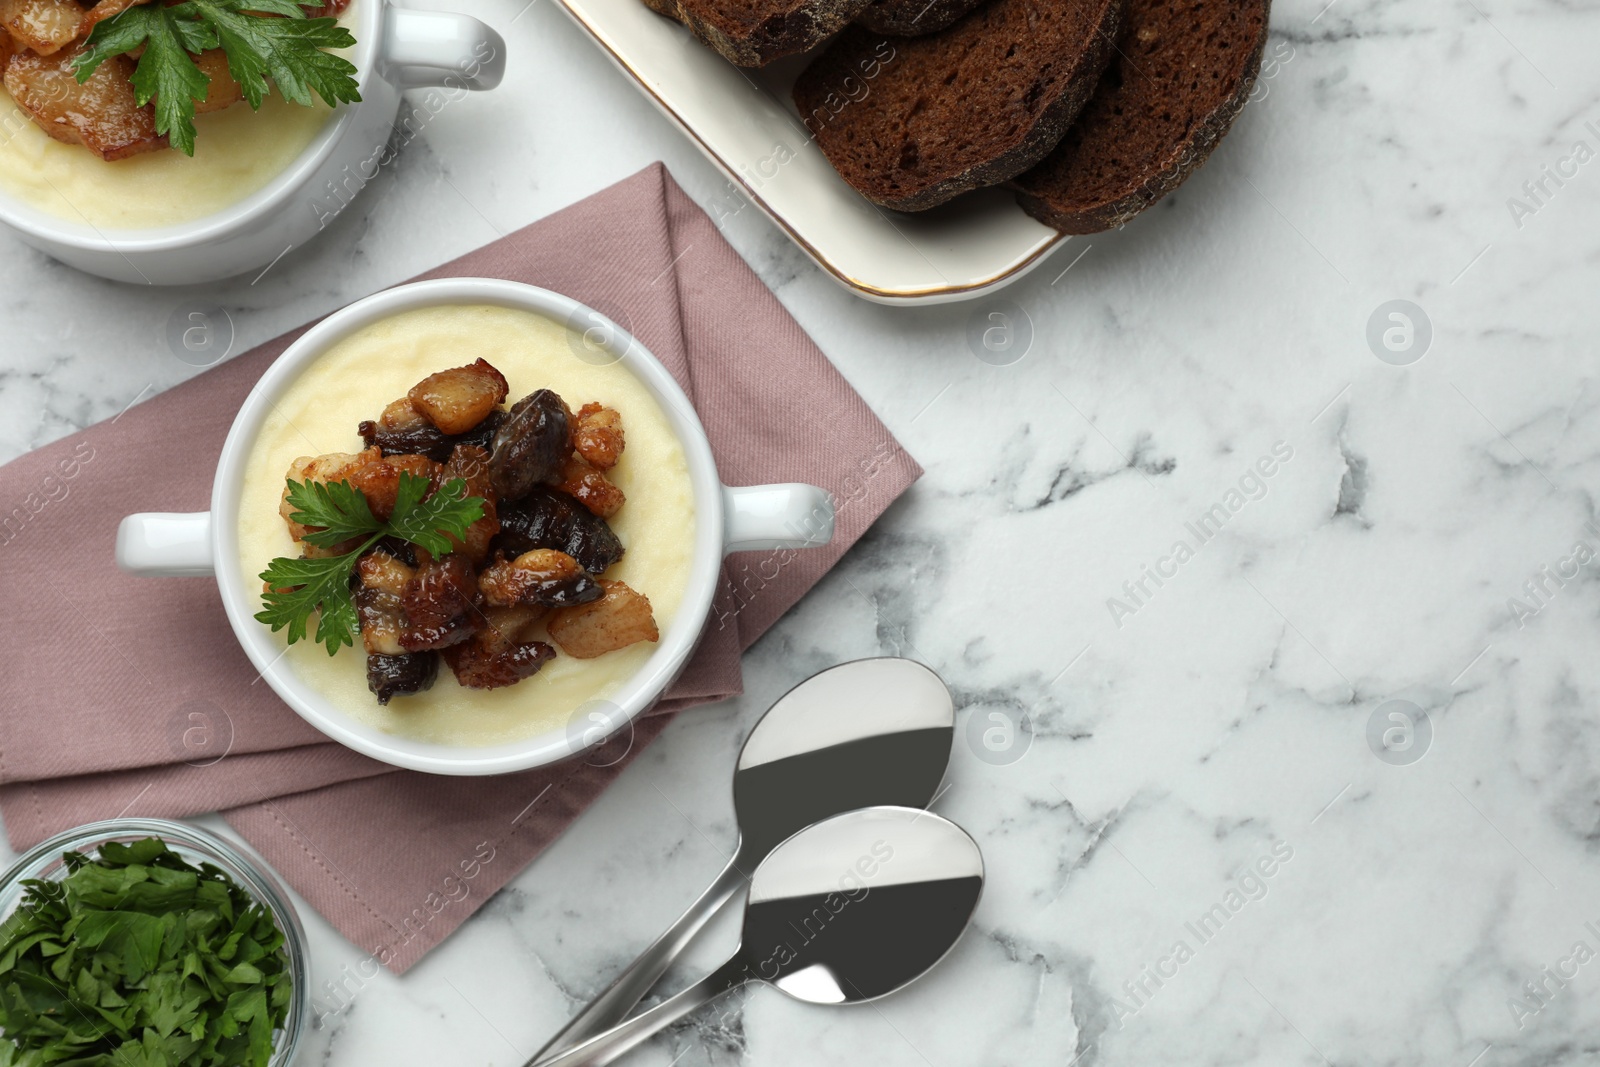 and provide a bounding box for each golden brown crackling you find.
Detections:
[444,605,554,689]
[478,549,593,608]
[0,0,86,57]
[380,397,428,431]
[192,49,246,116]
[572,402,625,471]
[558,453,625,519]
[398,553,480,652]
[356,551,415,656]
[4,45,166,161]
[408,359,511,436]
[548,579,659,659]
[440,444,501,563]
